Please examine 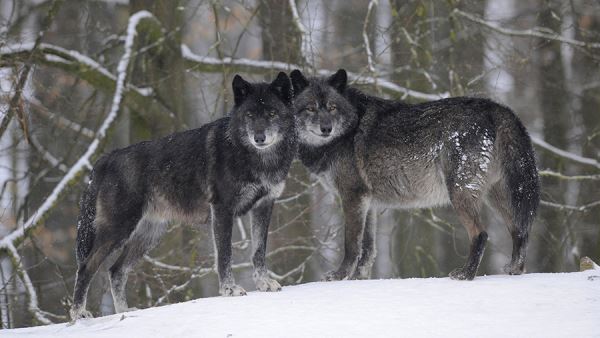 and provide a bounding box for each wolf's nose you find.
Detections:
[254,133,266,144]
[320,125,332,135]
